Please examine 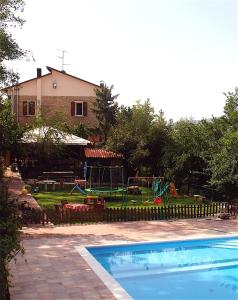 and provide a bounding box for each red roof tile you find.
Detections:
[84,148,124,159]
